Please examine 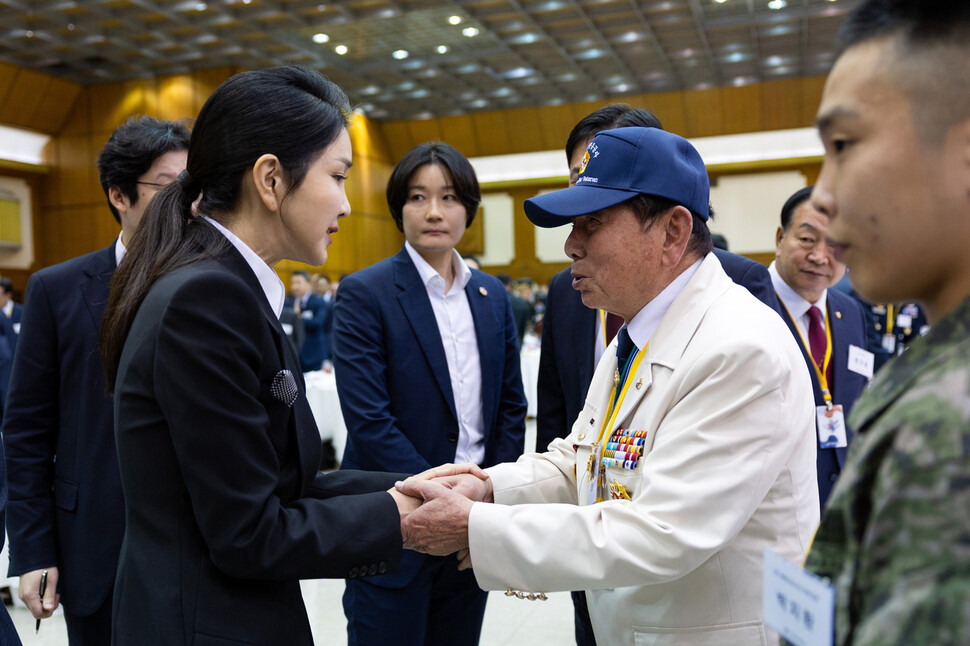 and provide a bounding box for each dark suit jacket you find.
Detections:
[2,243,122,617]
[111,241,403,646]
[536,249,782,451]
[0,438,24,645]
[285,292,331,370]
[333,246,527,475]
[777,287,868,507]
[0,313,17,408]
